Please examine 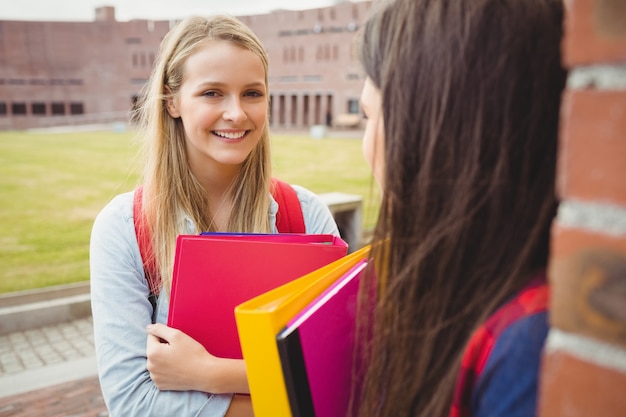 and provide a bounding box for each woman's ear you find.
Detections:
[164,86,181,118]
